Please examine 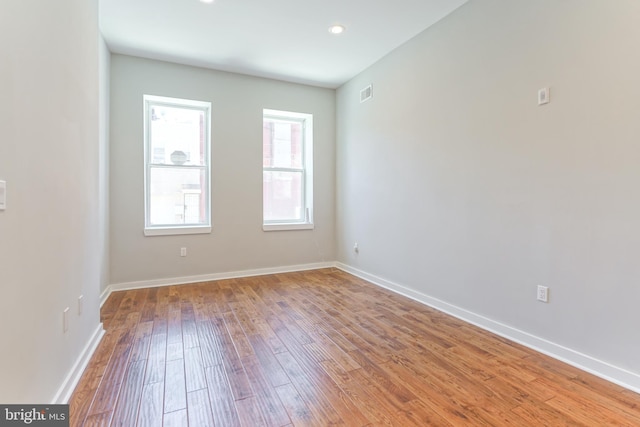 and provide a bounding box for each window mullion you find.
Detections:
[148,164,207,169]
[263,167,304,173]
